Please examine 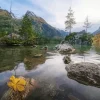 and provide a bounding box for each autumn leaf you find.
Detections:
[7,76,26,92]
